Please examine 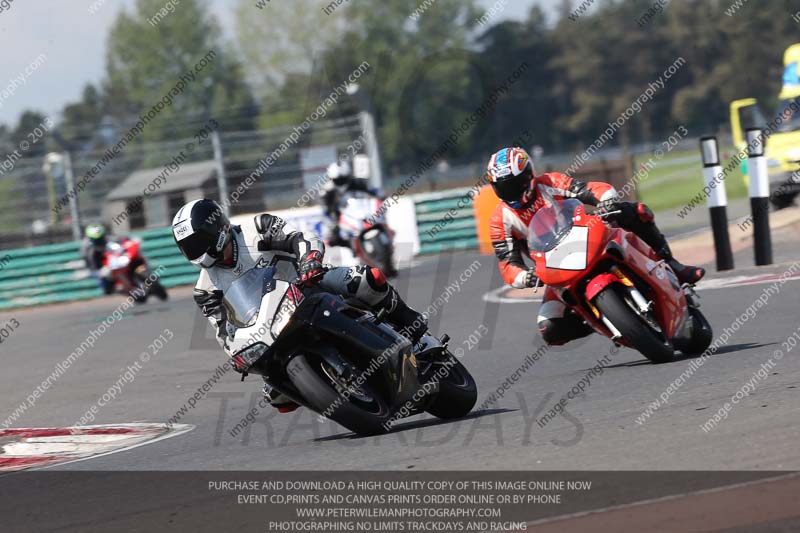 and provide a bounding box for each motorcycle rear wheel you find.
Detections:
[594,284,675,364]
[149,281,169,301]
[133,268,168,301]
[678,307,713,356]
[287,354,391,436]
[424,356,477,419]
